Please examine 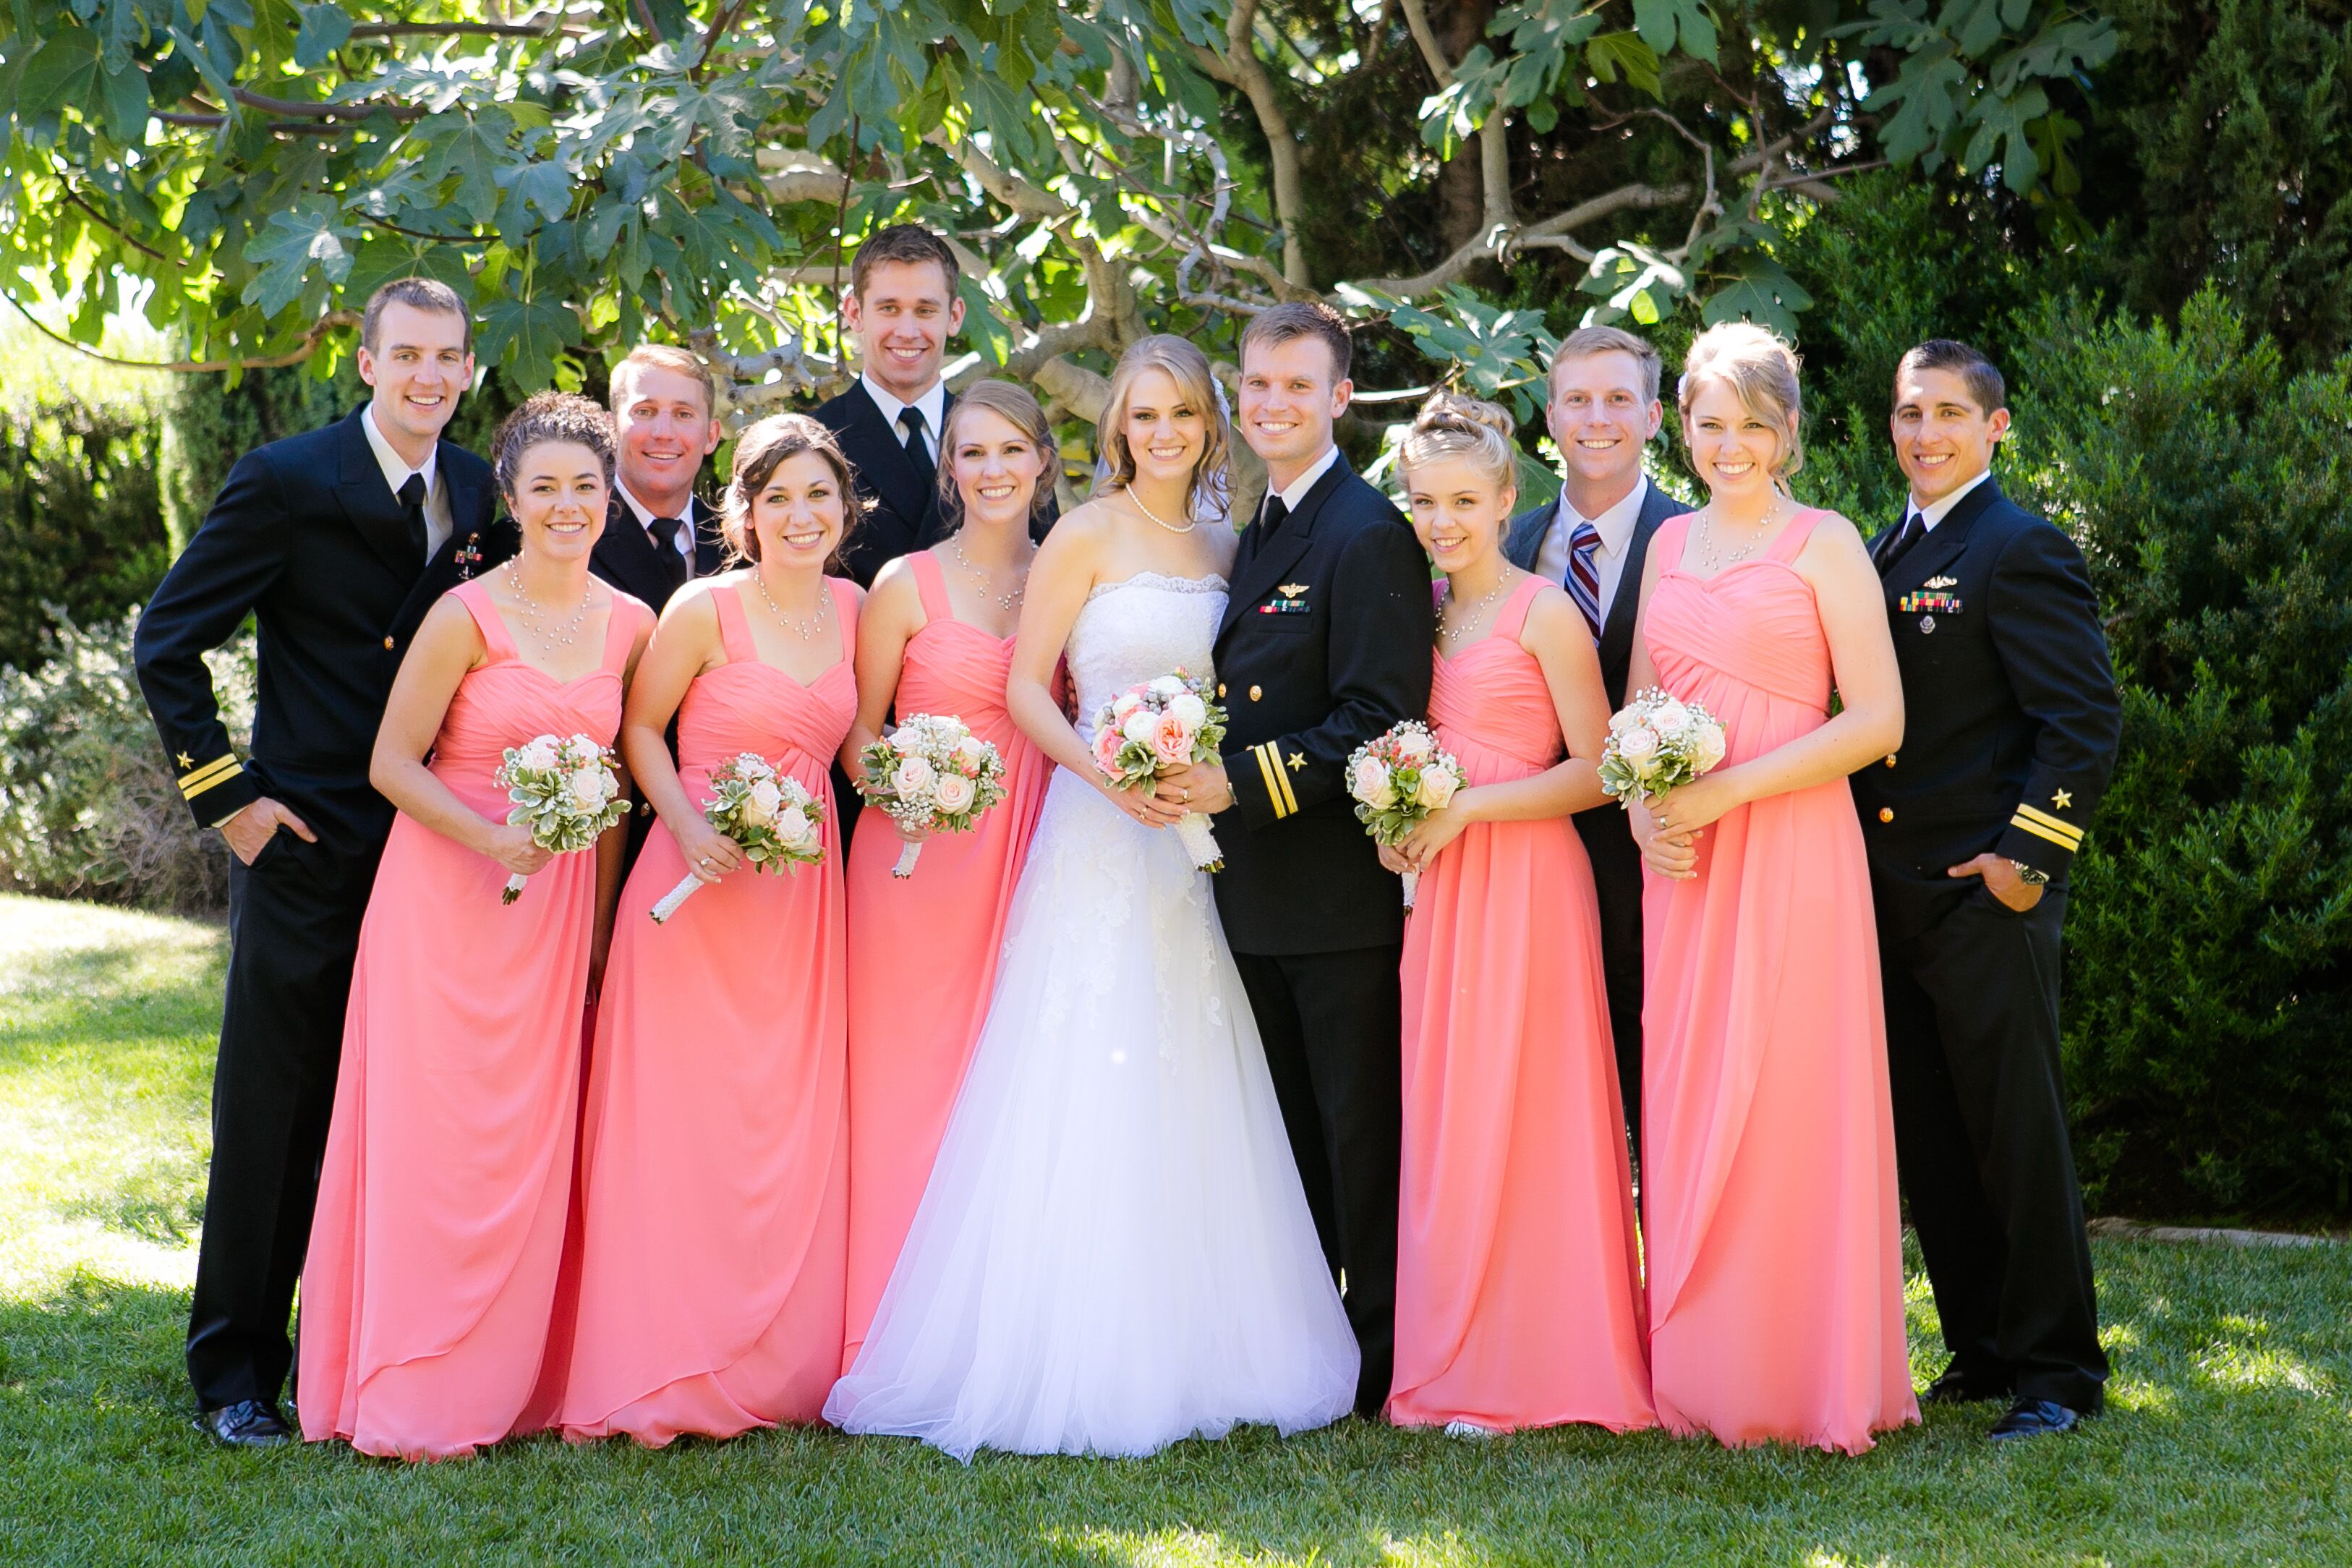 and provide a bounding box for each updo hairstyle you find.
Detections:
[490,391,616,503]
[1676,322,1805,481]
[722,412,864,568]
[1395,391,1519,497]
